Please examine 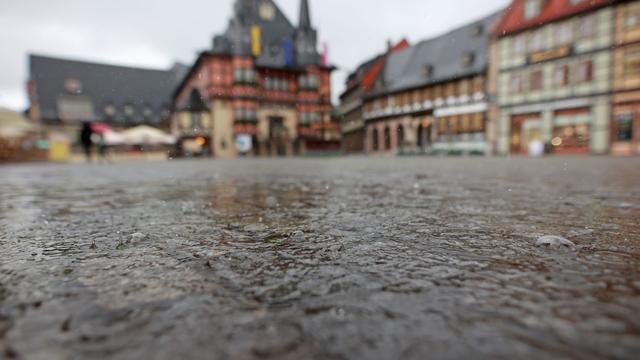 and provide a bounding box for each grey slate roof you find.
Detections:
[212,0,321,69]
[30,54,185,124]
[378,12,500,95]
